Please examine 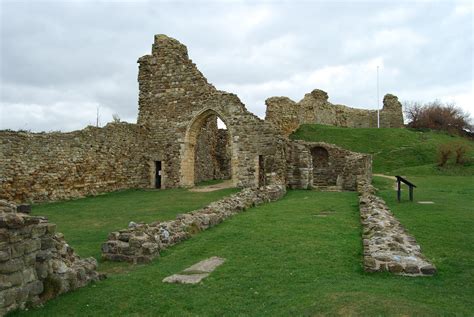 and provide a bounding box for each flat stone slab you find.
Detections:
[418,201,435,204]
[162,256,226,284]
[162,273,209,284]
[182,256,225,274]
